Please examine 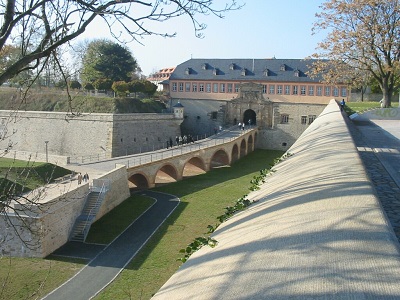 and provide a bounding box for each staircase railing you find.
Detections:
[69,179,111,242]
